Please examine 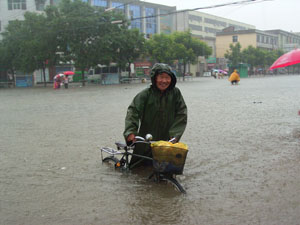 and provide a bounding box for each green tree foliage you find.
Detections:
[58,0,106,85]
[146,31,212,77]
[1,8,62,86]
[0,25,21,81]
[172,31,211,76]
[225,42,285,74]
[113,28,146,77]
[146,33,174,64]
[241,45,285,74]
[0,0,135,86]
[224,42,243,68]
